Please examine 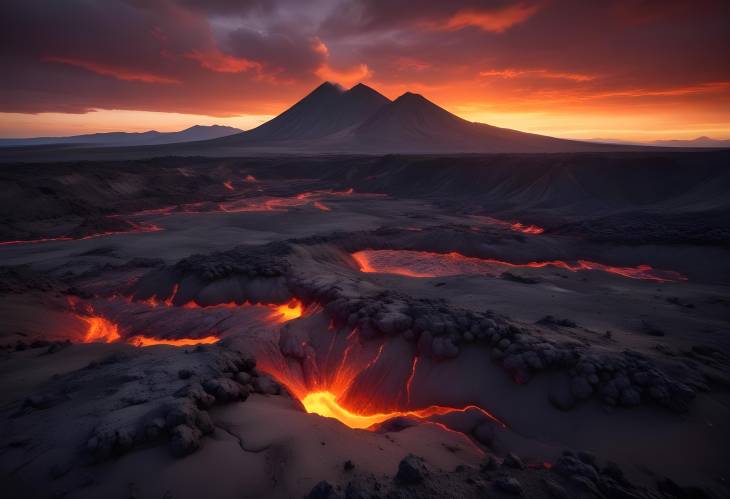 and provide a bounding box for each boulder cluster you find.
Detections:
[306,449,679,499]
[289,272,700,413]
[12,345,281,463]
